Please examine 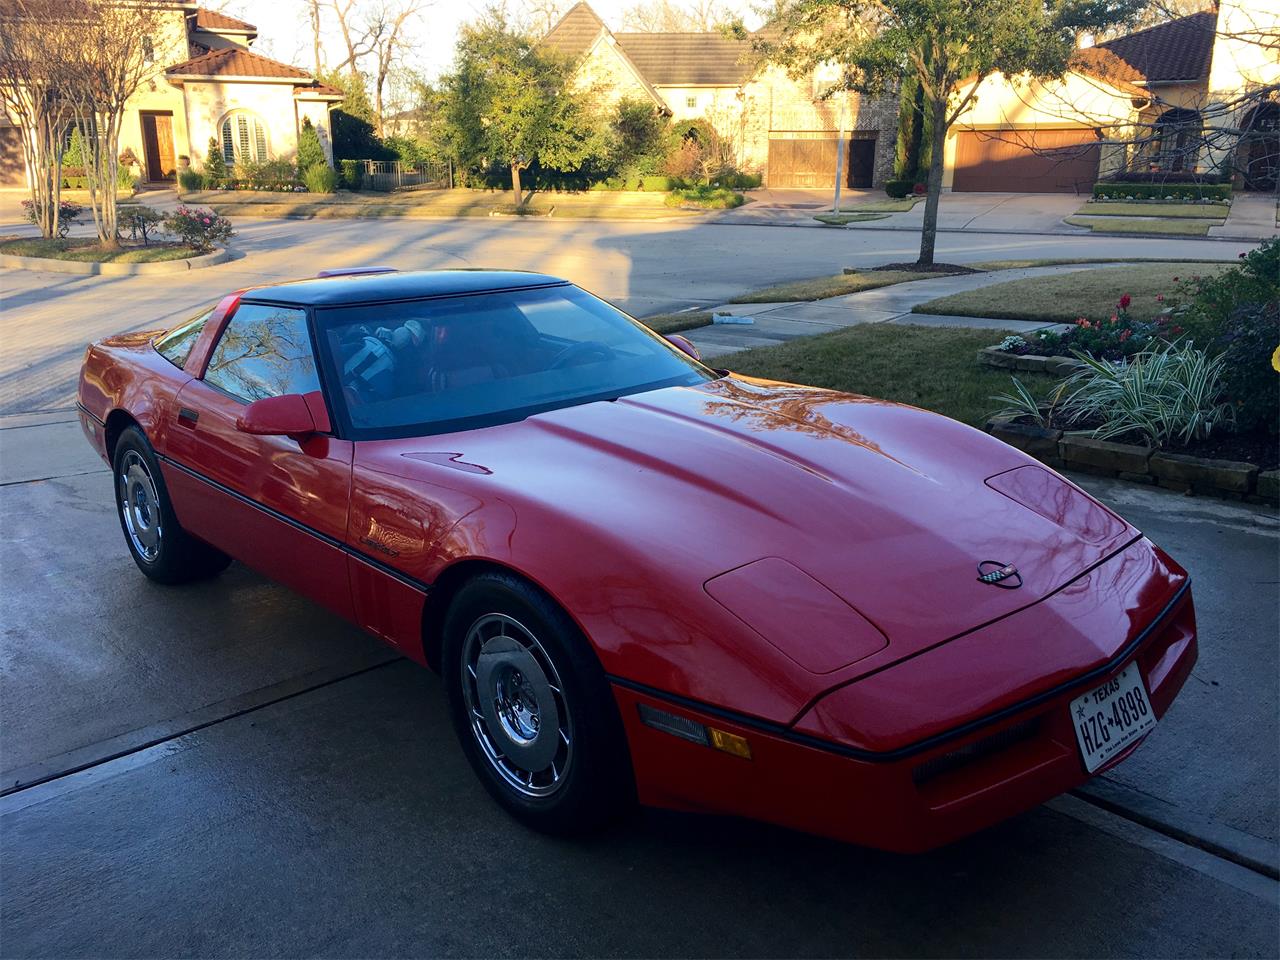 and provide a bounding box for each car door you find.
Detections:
[161,301,356,620]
